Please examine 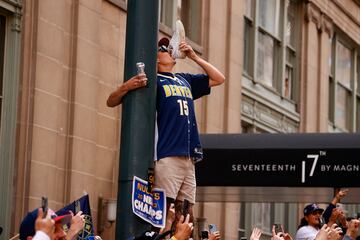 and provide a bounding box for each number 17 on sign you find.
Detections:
[301,153,321,183]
